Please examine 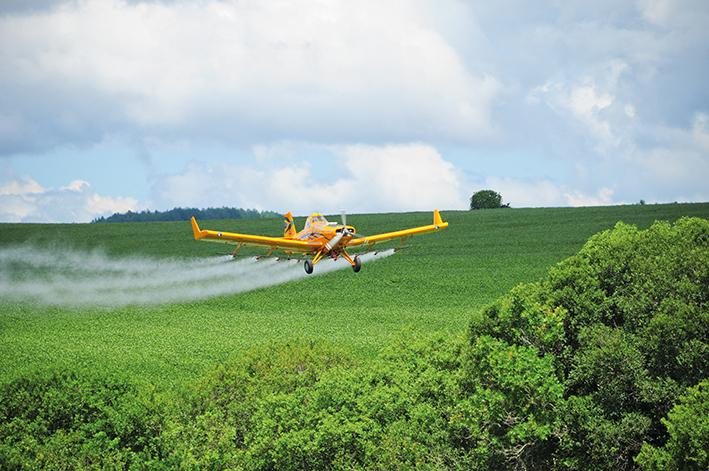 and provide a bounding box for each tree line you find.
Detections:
[92,206,280,223]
